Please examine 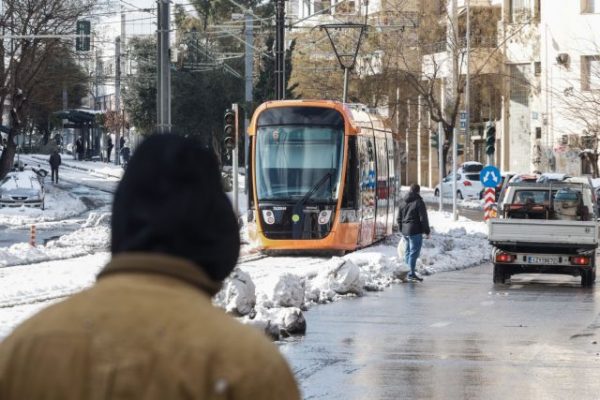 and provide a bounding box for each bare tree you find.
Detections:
[0,0,96,179]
